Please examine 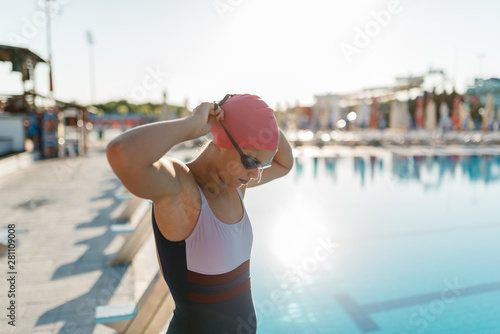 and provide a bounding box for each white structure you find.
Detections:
[482,94,495,130]
[389,100,409,130]
[425,98,437,130]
